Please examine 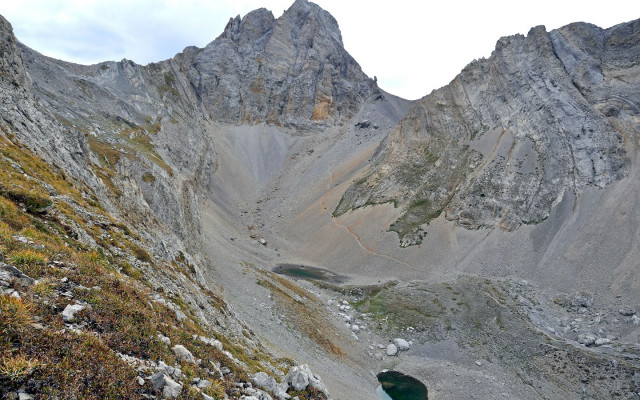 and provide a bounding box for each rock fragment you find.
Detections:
[393,338,410,351]
[62,304,85,322]
[172,345,196,364]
